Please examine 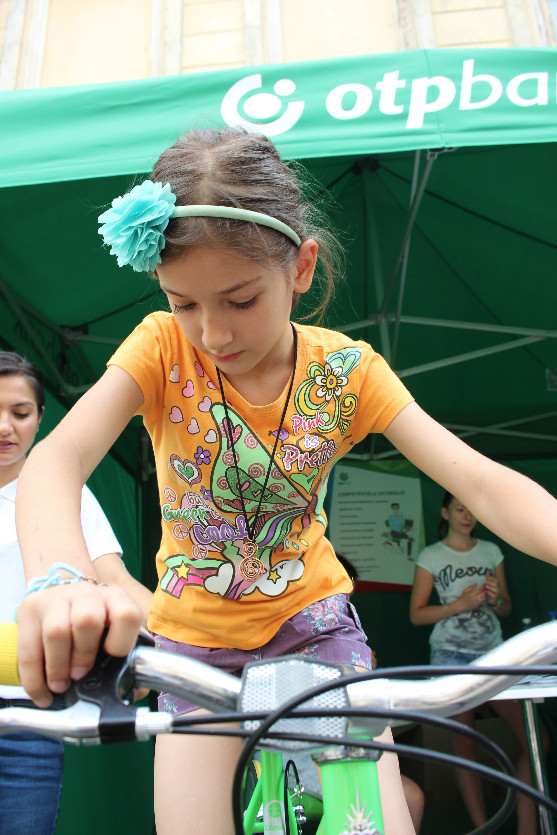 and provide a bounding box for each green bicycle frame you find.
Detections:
[318,754,383,834]
[243,750,299,834]
[243,749,384,835]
